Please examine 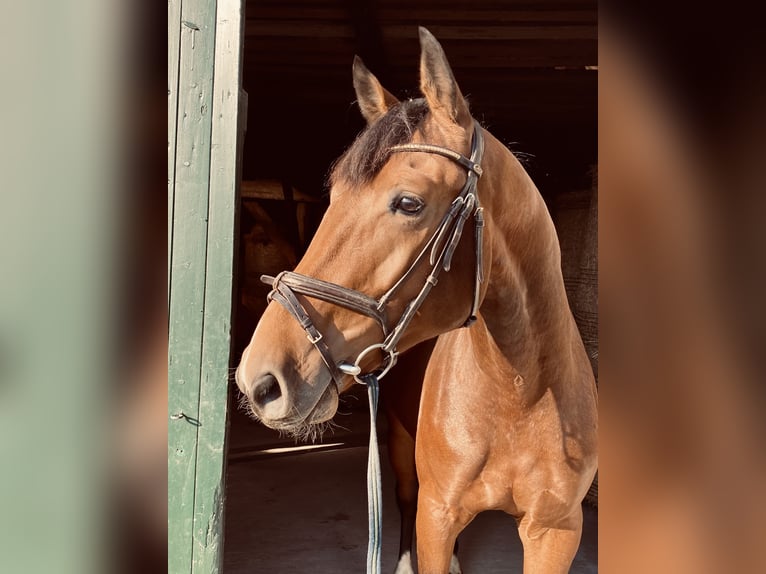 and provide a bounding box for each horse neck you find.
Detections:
[476,139,575,382]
